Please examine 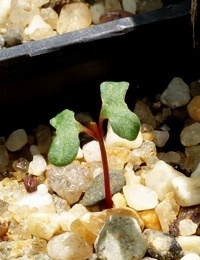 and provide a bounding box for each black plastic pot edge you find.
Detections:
[0,0,191,63]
